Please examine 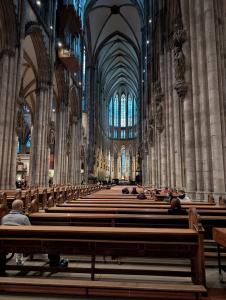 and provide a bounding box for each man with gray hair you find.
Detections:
[1,199,68,269]
[1,199,30,226]
[1,199,30,267]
